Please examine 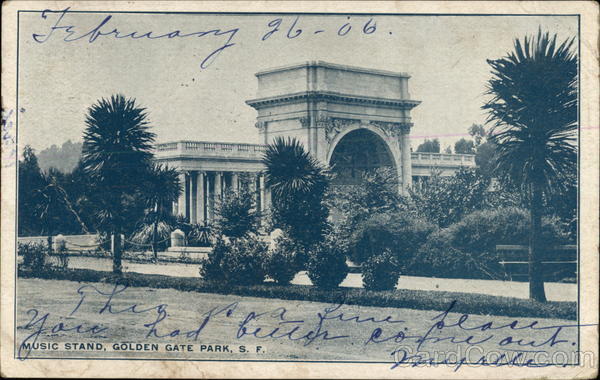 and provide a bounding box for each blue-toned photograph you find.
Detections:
[6,6,592,375]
